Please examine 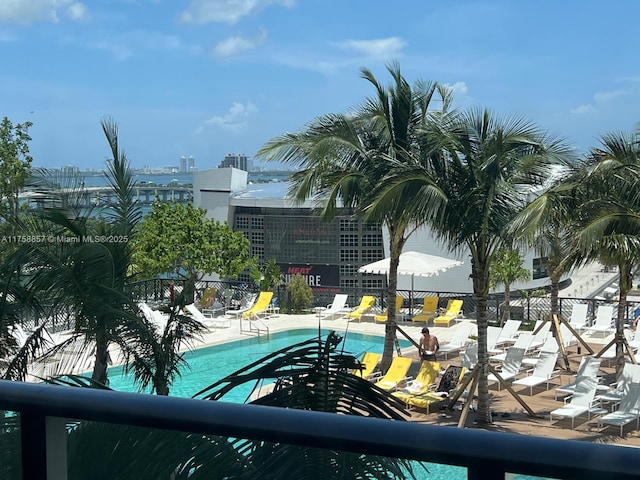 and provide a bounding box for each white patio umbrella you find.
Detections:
[358,251,463,313]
